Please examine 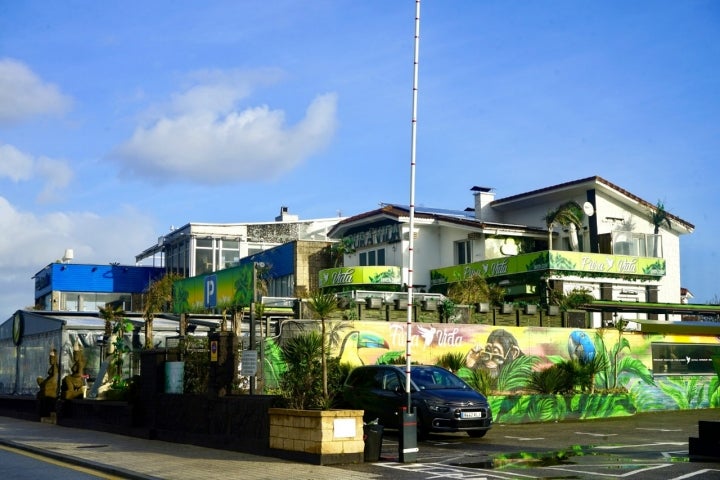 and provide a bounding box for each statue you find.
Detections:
[61,341,87,400]
[36,348,59,399]
[37,347,60,416]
